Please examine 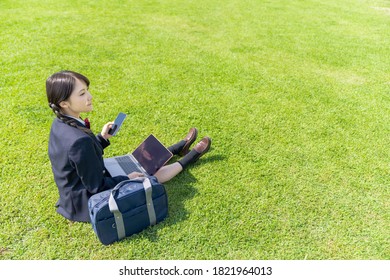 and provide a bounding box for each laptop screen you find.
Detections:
[132,134,173,175]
